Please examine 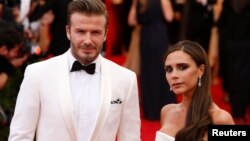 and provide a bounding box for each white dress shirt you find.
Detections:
[68,51,101,141]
